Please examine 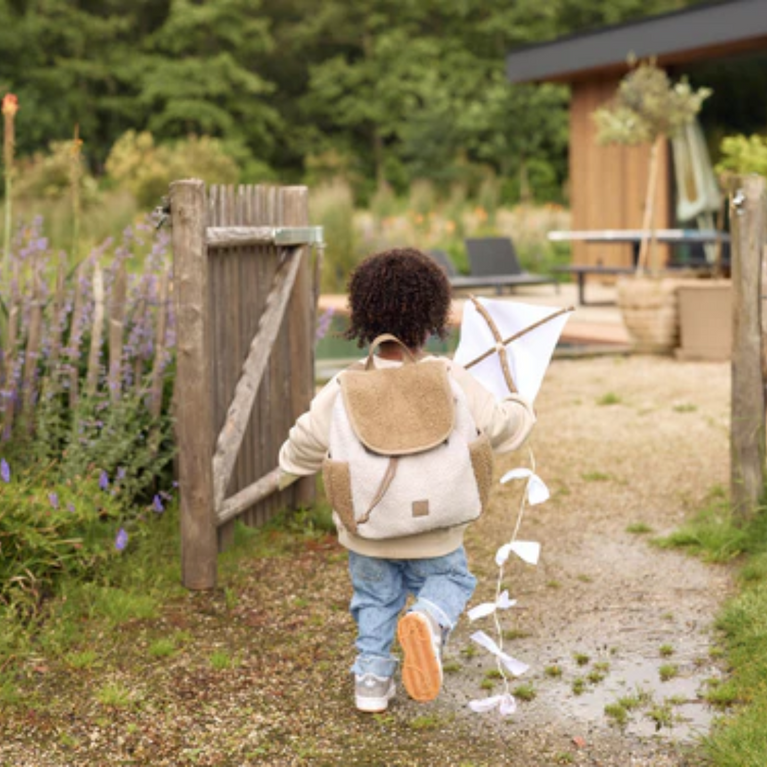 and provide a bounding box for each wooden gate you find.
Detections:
[170,179,322,589]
